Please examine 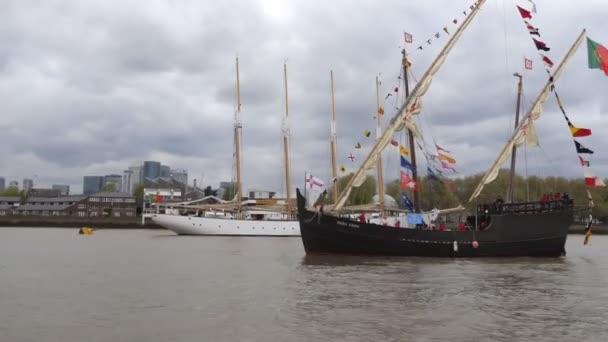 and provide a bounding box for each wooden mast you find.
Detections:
[506,73,523,203]
[235,57,243,213]
[402,48,420,212]
[330,70,339,205]
[283,63,292,215]
[375,76,385,211]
